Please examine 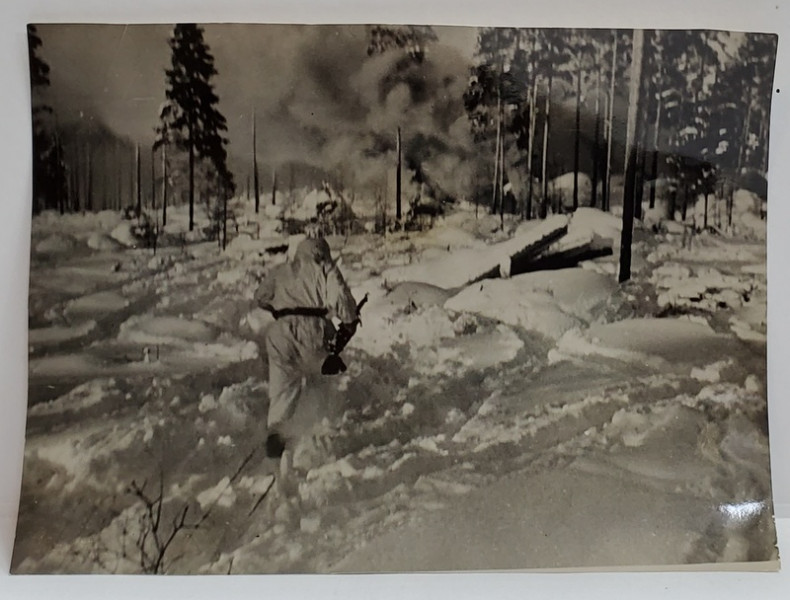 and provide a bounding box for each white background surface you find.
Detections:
[1,1,787,597]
